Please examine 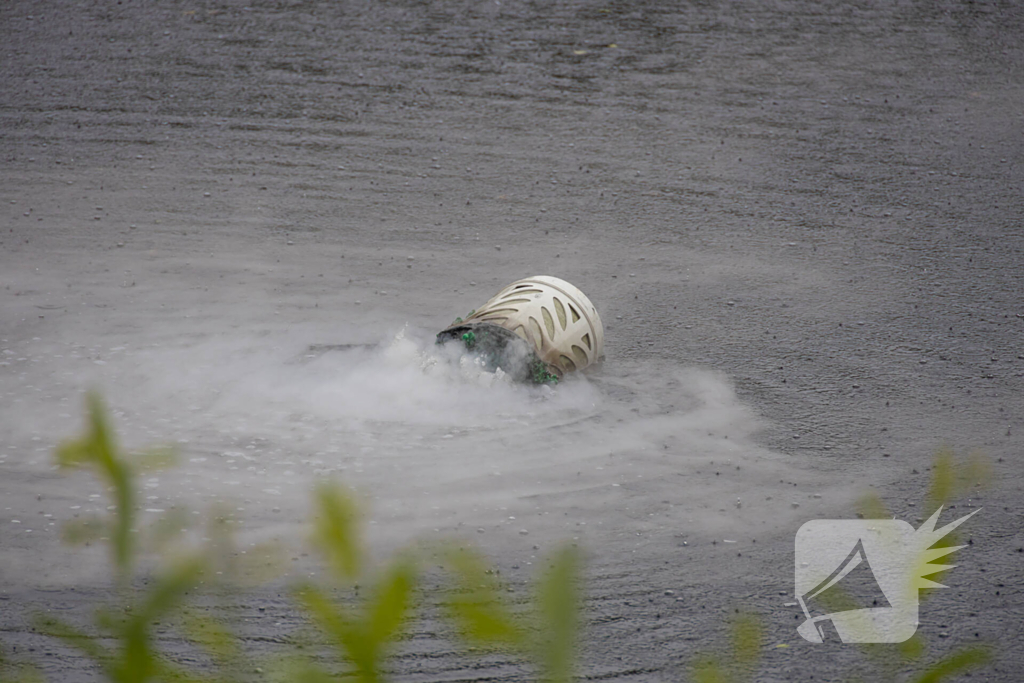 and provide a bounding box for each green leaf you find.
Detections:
[923,447,990,516]
[0,647,45,683]
[856,491,890,520]
[367,557,417,646]
[690,655,730,683]
[534,546,580,683]
[290,556,420,683]
[310,483,362,581]
[690,613,764,683]
[898,633,926,662]
[266,655,335,683]
[912,645,992,683]
[443,548,525,648]
[293,583,354,657]
[180,608,239,665]
[33,615,112,673]
[135,554,206,625]
[54,391,136,580]
[294,582,388,683]
[93,605,127,634]
[731,612,761,675]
